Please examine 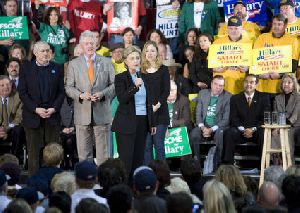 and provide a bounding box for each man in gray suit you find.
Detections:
[190,75,231,162]
[65,30,115,165]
